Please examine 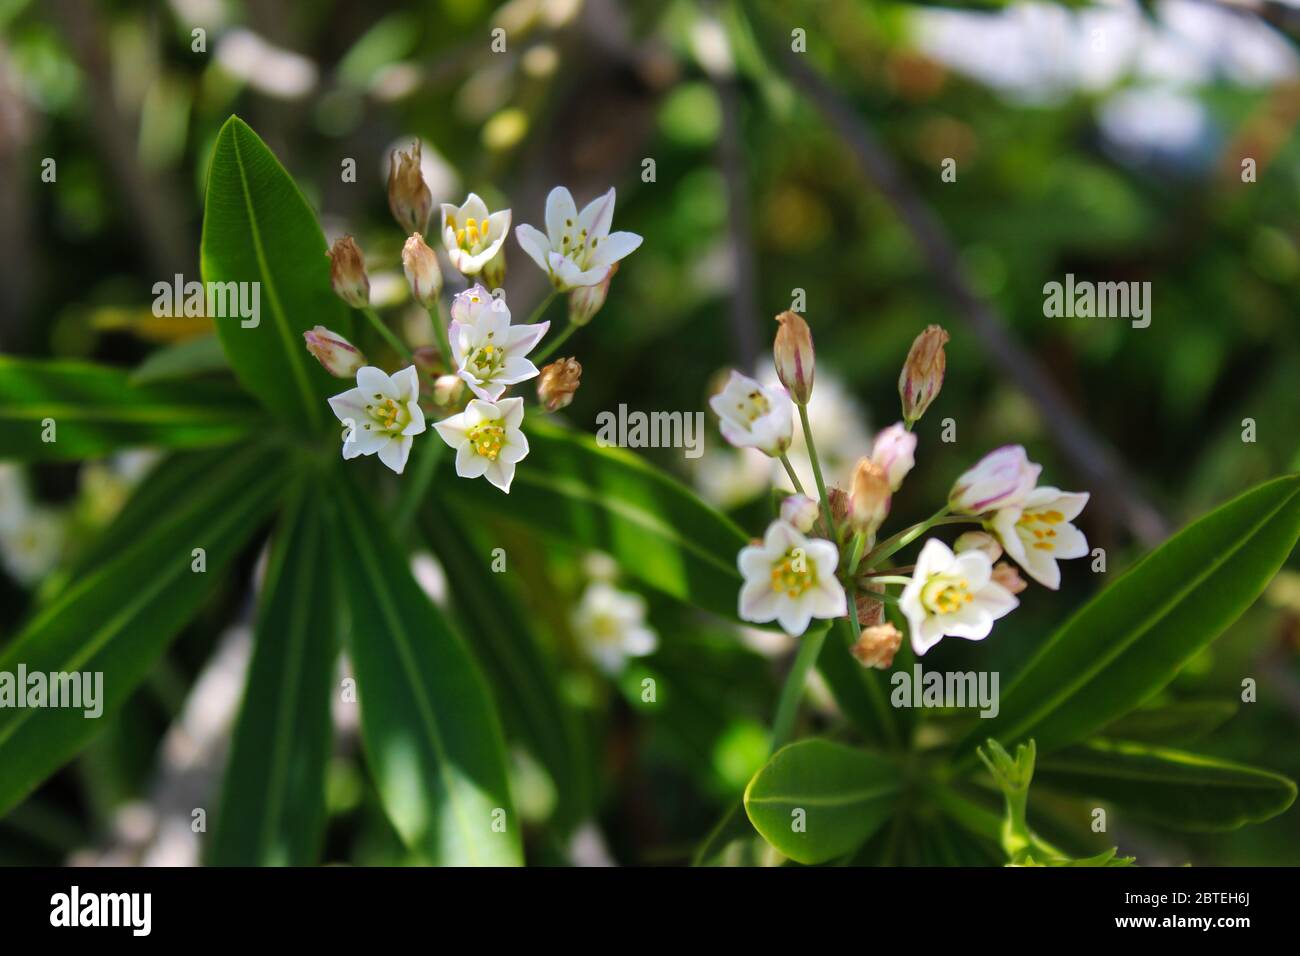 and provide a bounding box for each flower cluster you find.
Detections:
[710,317,1089,666]
[305,141,641,488]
